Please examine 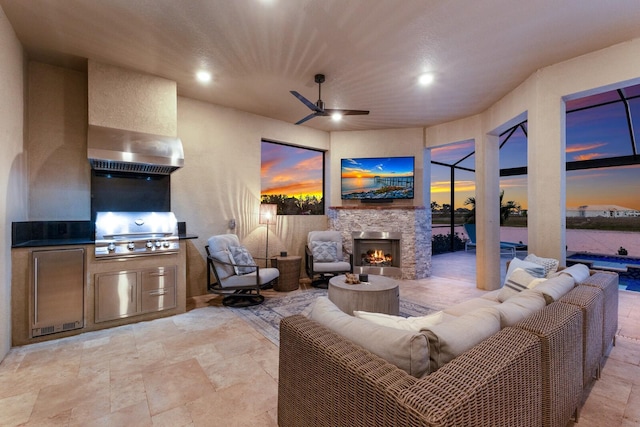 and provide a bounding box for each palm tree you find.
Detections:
[463,190,521,225]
